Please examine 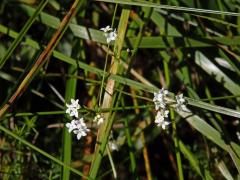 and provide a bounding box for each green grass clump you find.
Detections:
[0,0,240,179]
